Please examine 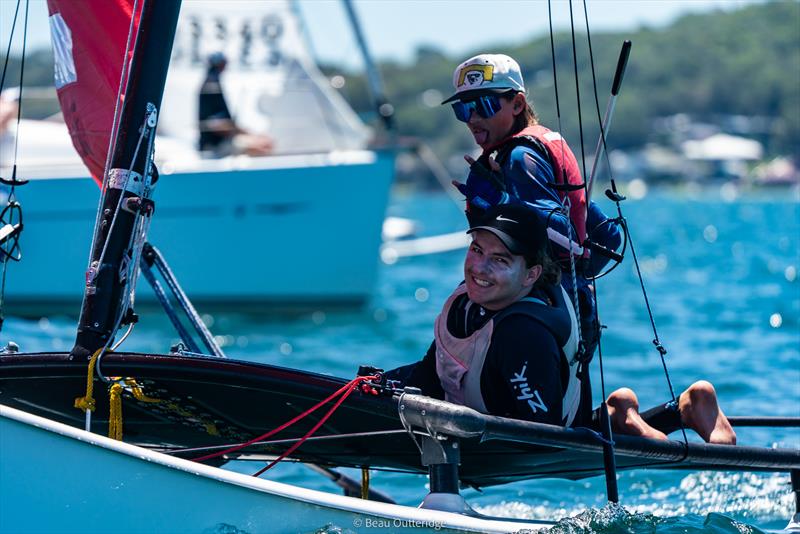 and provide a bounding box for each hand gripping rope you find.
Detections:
[192,374,380,477]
